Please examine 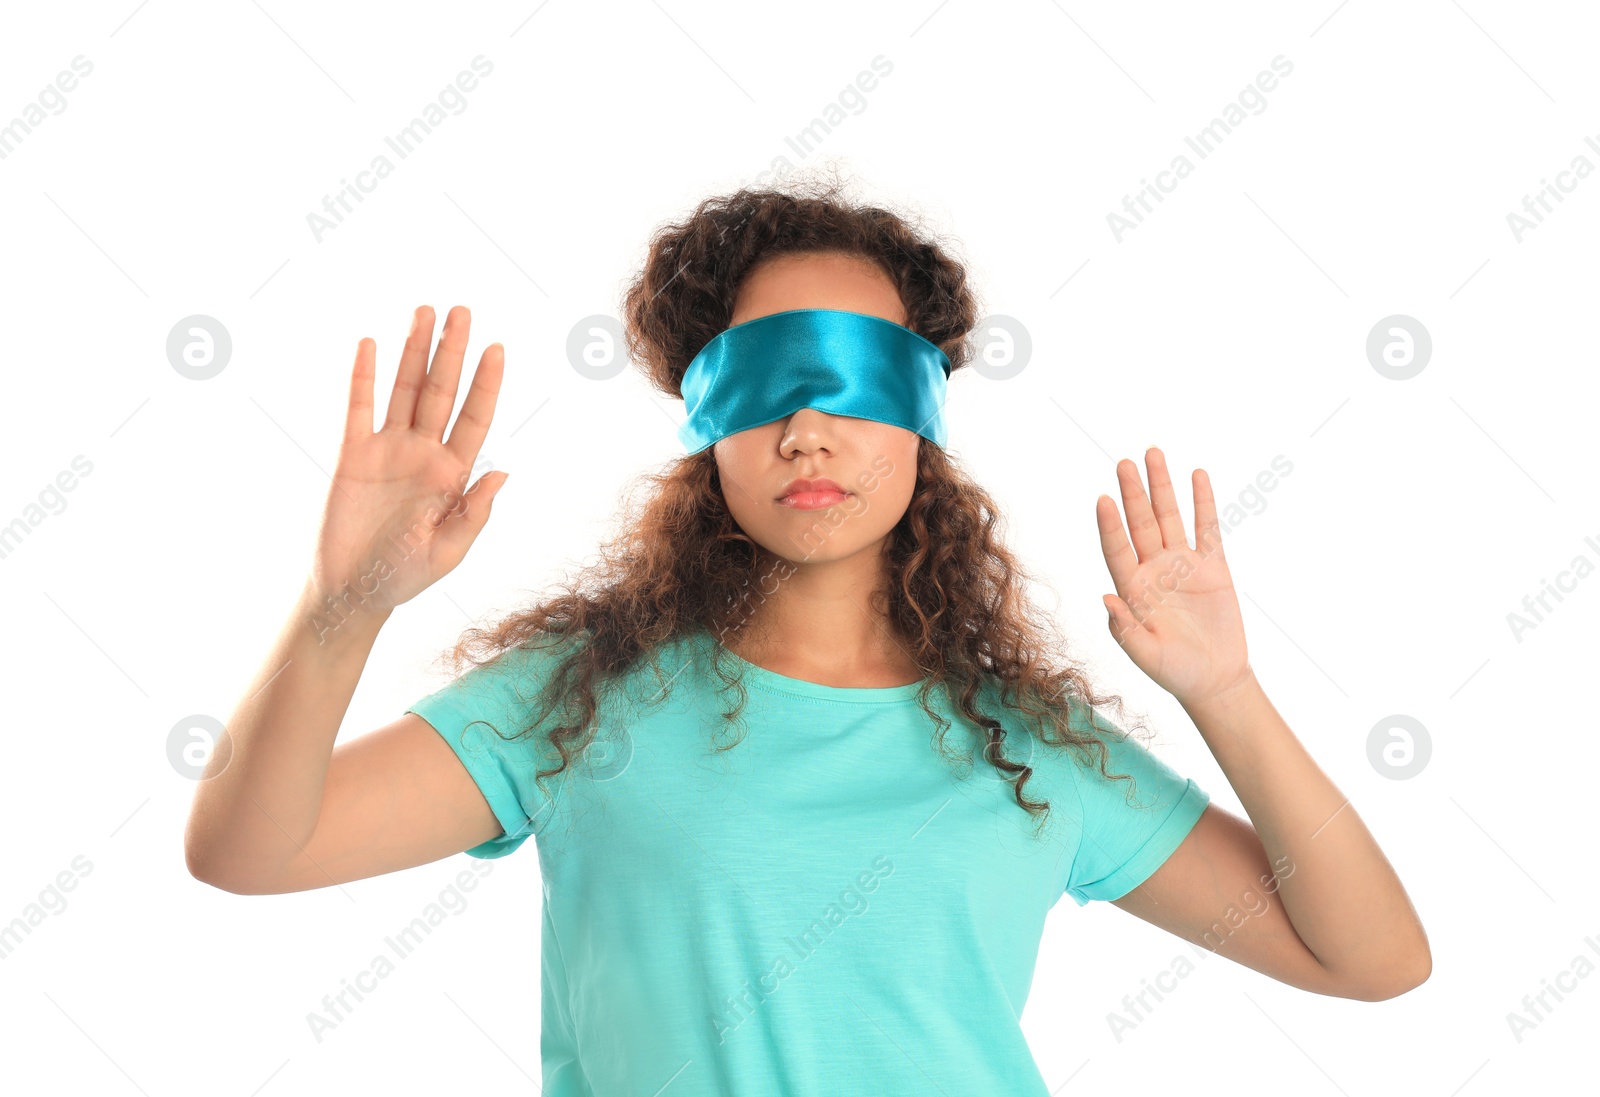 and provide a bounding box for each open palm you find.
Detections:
[1096,447,1250,708]
[309,305,508,618]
